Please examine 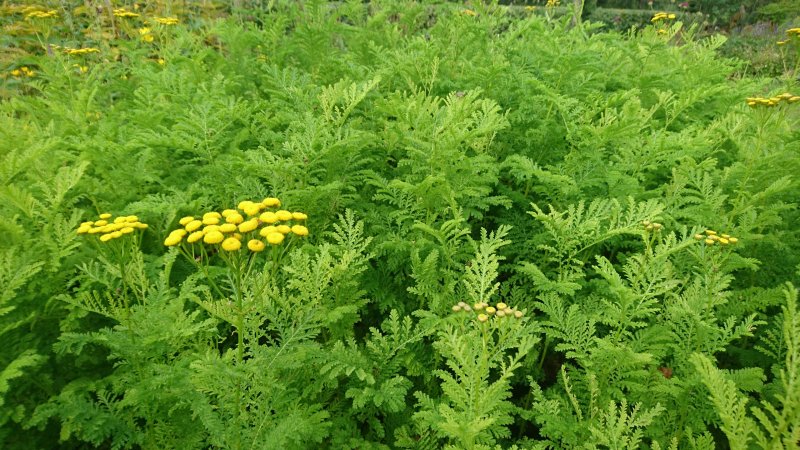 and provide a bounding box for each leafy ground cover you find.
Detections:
[1,1,800,449]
